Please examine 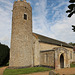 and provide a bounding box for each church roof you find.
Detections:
[33,33,73,48]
